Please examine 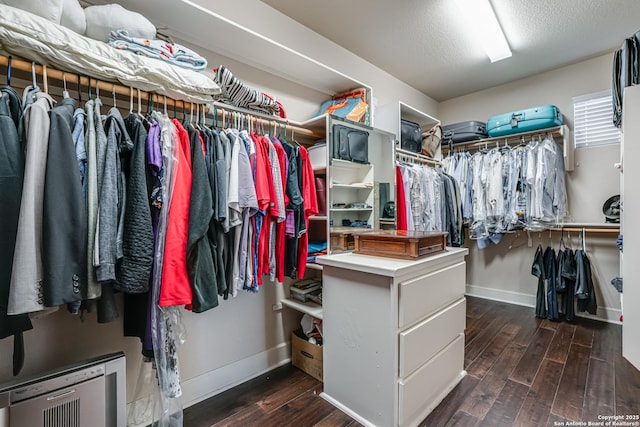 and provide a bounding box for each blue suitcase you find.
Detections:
[486,105,563,137]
